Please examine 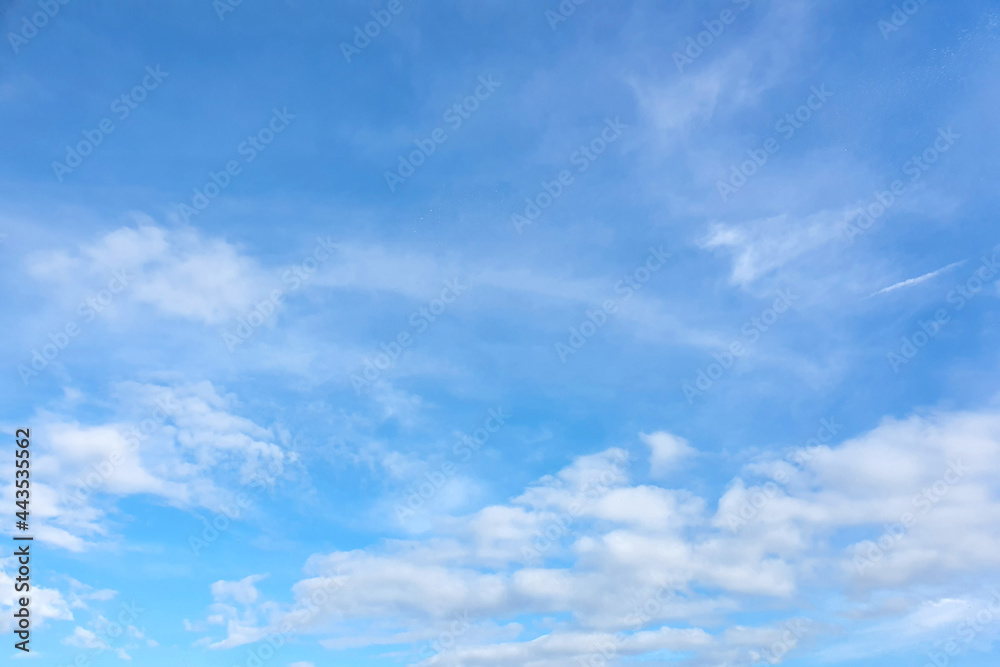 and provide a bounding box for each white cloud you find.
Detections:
[28,221,274,325]
[869,260,965,297]
[641,431,695,476]
[699,209,847,287]
[212,574,268,606]
[632,0,815,141]
[191,407,1000,665]
[0,557,74,633]
[64,626,109,650]
[1,381,289,552]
